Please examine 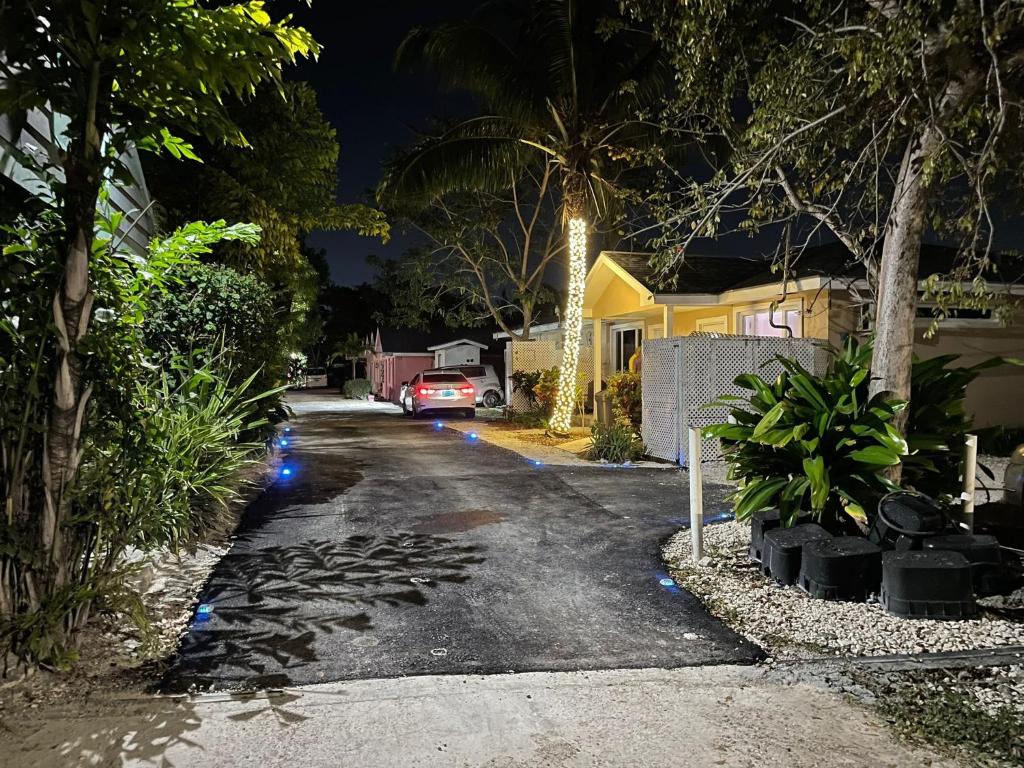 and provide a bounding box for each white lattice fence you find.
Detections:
[642,335,827,465]
[506,340,594,412]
